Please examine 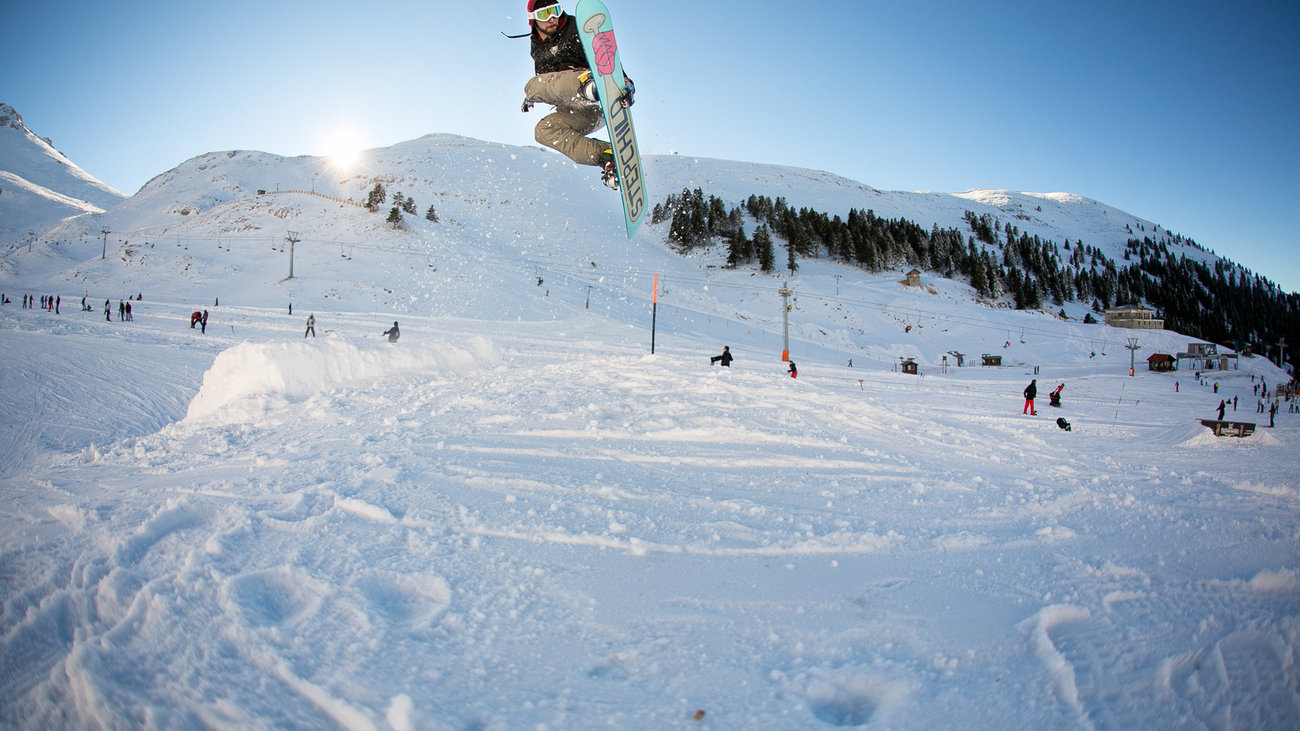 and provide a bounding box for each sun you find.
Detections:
[319,125,365,172]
